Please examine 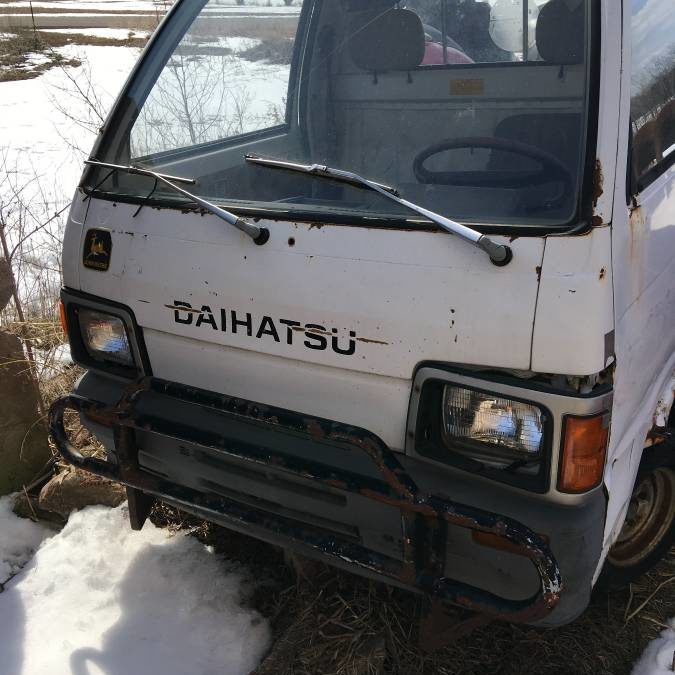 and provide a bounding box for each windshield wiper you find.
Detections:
[245,155,511,265]
[85,160,269,245]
